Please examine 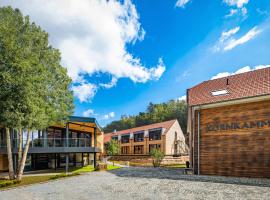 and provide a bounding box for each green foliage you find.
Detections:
[104,100,187,135]
[105,139,120,156]
[0,6,74,130]
[150,148,165,167]
[0,179,20,188]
